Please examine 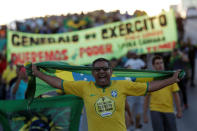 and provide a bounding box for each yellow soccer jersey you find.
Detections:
[149,83,179,113]
[2,66,16,84]
[62,80,148,131]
